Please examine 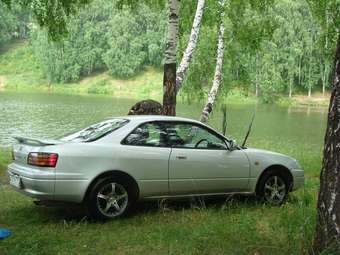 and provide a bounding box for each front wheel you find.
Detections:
[258,173,288,205]
[87,178,133,220]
